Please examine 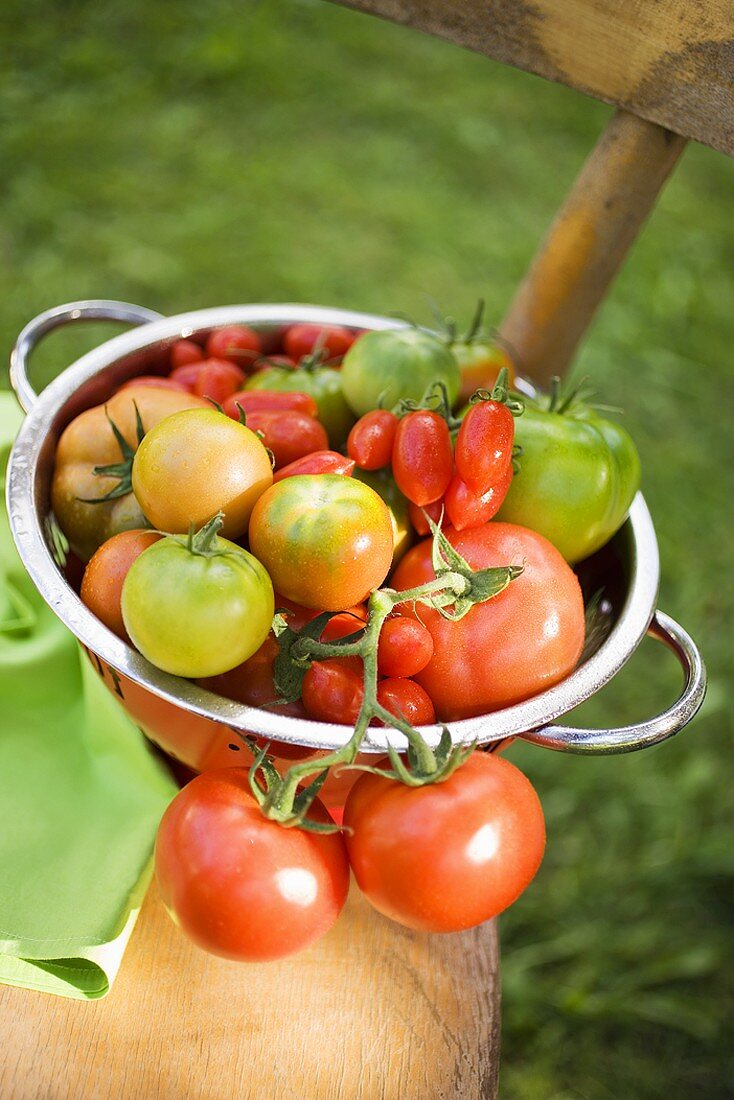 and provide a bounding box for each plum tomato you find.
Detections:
[343,752,545,932]
[80,529,161,641]
[392,523,585,719]
[273,450,355,482]
[376,678,436,726]
[131,408,273,539]
[155,769,349,960]
[246,364,355,449]
[121,529,274,677]
[249,475,394,610]
[283,323,355,361]
[392,410,454,506]
[340,328,460,417]
[455,398,514,493]
[170,339,204,369]
[223,390,318,420]
[301,657,364,725]
[444,463,512,531]
[347,409,398,470]
[205,325,262,365]
[377,616,434,678]
[243,409,328,470]
[408,498,443,537]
